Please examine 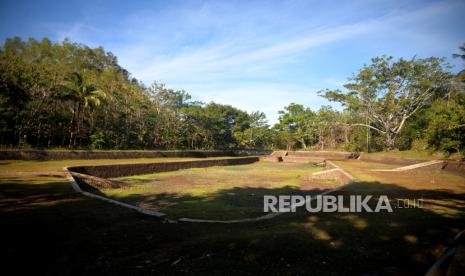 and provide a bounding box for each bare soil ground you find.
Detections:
[1,157,464,275]
[105,162,335,219]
